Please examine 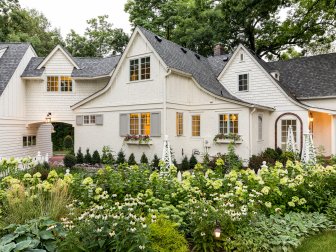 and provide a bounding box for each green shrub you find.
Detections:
[63,154,77,168]
[148,216,188,252]
[181,156,189,171]
[76,147,84,164]
[326,197,336,224]
[102,146,114,165]
[128,153,137,165]
[92,150,101,165]
[0,217,65,252]
[84,148,92,164]
[30,162,50,180]
[63,135,73,151]
[152,154,160,170]
[140,152,149,164]
[189,154,198,169]
[116,149,126,164]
